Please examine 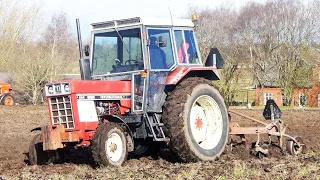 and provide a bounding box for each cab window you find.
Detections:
[92,28,143,75]
[174,30,200,64]
[148,29,174,70]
